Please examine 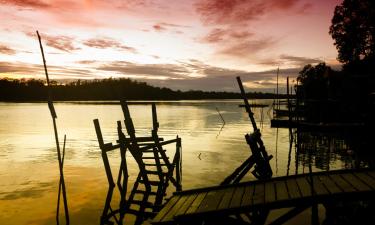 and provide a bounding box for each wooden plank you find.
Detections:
[275,181,289,201]
[353,172,375,190]
[153,196,181,223]
[295,177,312,197]
[329,174,356,192]
[311,176,329,195]
[197,189,226,213]
[340,173,371,192]
[265,181,276,203]
[217,187,236,210]
[185,192,207,215]
[366,170,375,179]
[252,183,265,206]
[174,194,198,216]
[286,178,301,199]
[241,184,255,207]
[229,186,246,208]
[162,195,191,222]
[317,175,341,194]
